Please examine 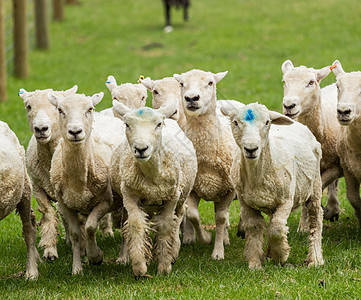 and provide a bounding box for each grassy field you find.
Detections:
[1,0,361,298]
